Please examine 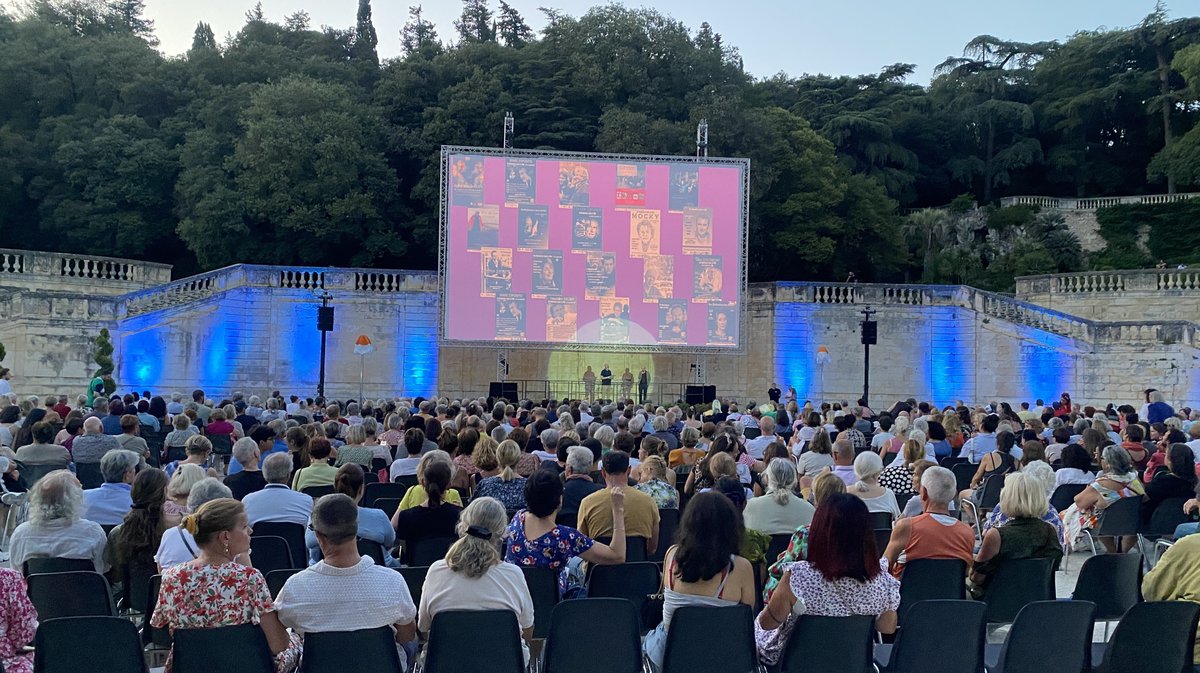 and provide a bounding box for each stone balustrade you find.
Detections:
[0,247,171,295]
[1014,268,1200,296]
[999,193,1200,211]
